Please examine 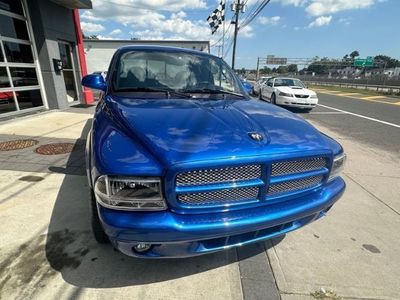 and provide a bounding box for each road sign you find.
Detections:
[266,55,287,65]
[354,56,374,67]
